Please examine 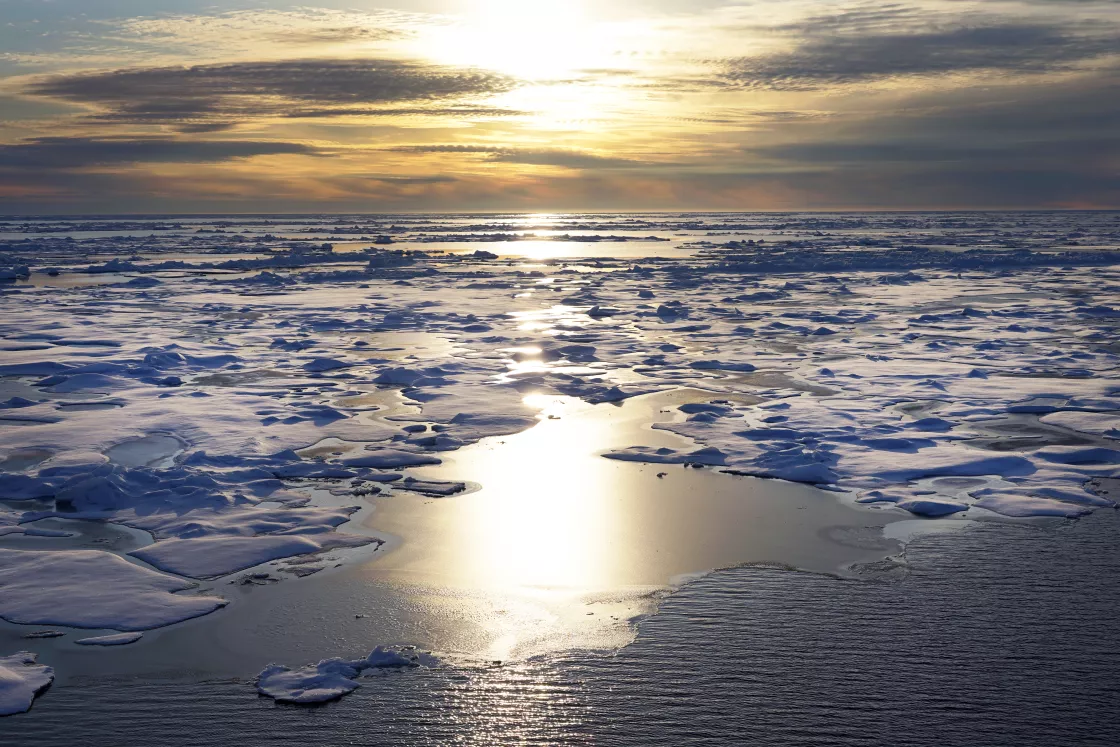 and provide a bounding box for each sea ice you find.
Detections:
[973,492,1093,518]
[256,647,438,705]
[343,448,442,469]
[0,652,53,717]
[75,632,144,646]
[1039,412,1119,438]
[0,549,227,630]
[130,533,373,580]
[2,212,1119,644]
